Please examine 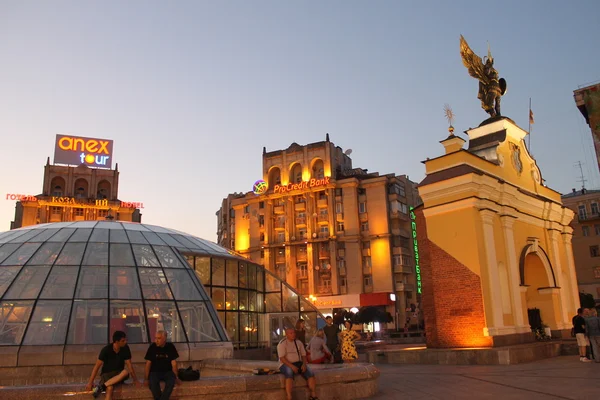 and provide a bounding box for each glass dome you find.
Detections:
[0,221,231,347]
